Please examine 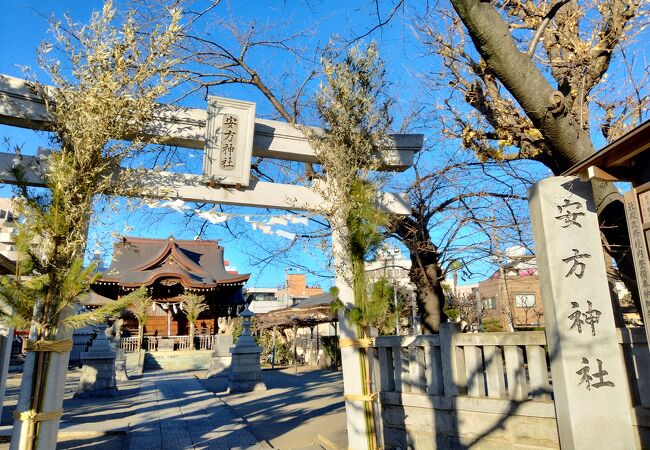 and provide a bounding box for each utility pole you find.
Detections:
[390,247,400,335]
[410,290,419,335]
[492,230,515,332]
[476,289,484,332]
